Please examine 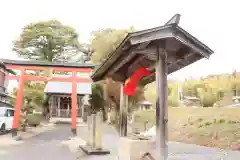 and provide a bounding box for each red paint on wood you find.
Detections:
[6,65,44,71]
[12,69,24,130]
[6,65,92,73]
[71,72,77,131]
[6,75,92,82]
[52,67,92,73]
[5,75,19,80]
[5,64,92,134]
